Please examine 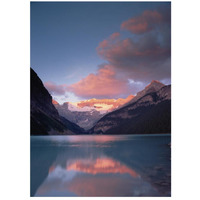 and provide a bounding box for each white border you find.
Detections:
[1,0,200,200]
